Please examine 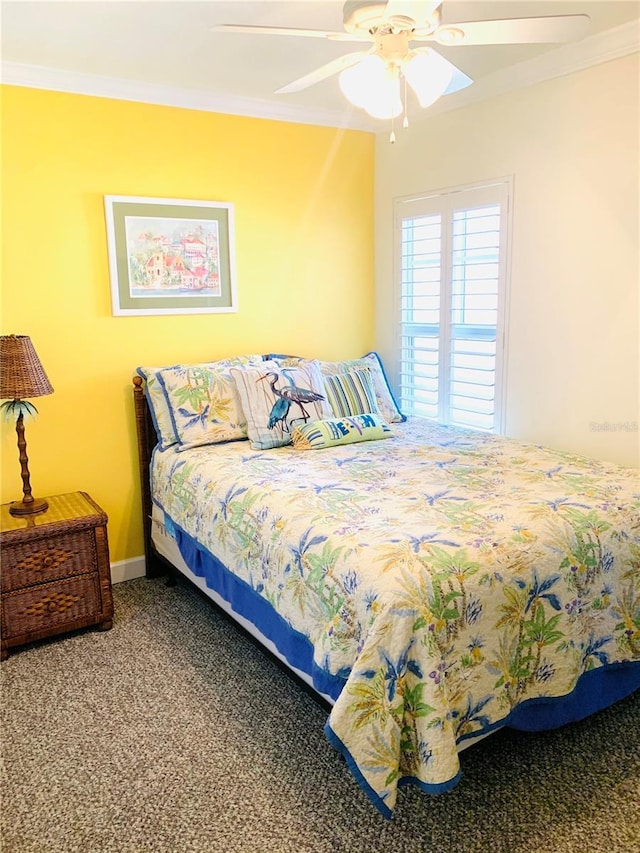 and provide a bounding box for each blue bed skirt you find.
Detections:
[168,515,348,701]
[167,513,640,726]
[167,514,640,816]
